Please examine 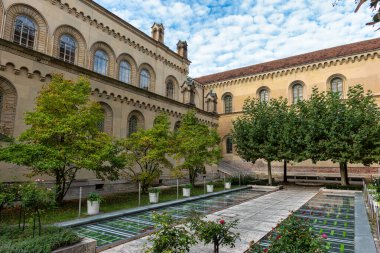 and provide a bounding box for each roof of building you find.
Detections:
[194,38,380,85]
